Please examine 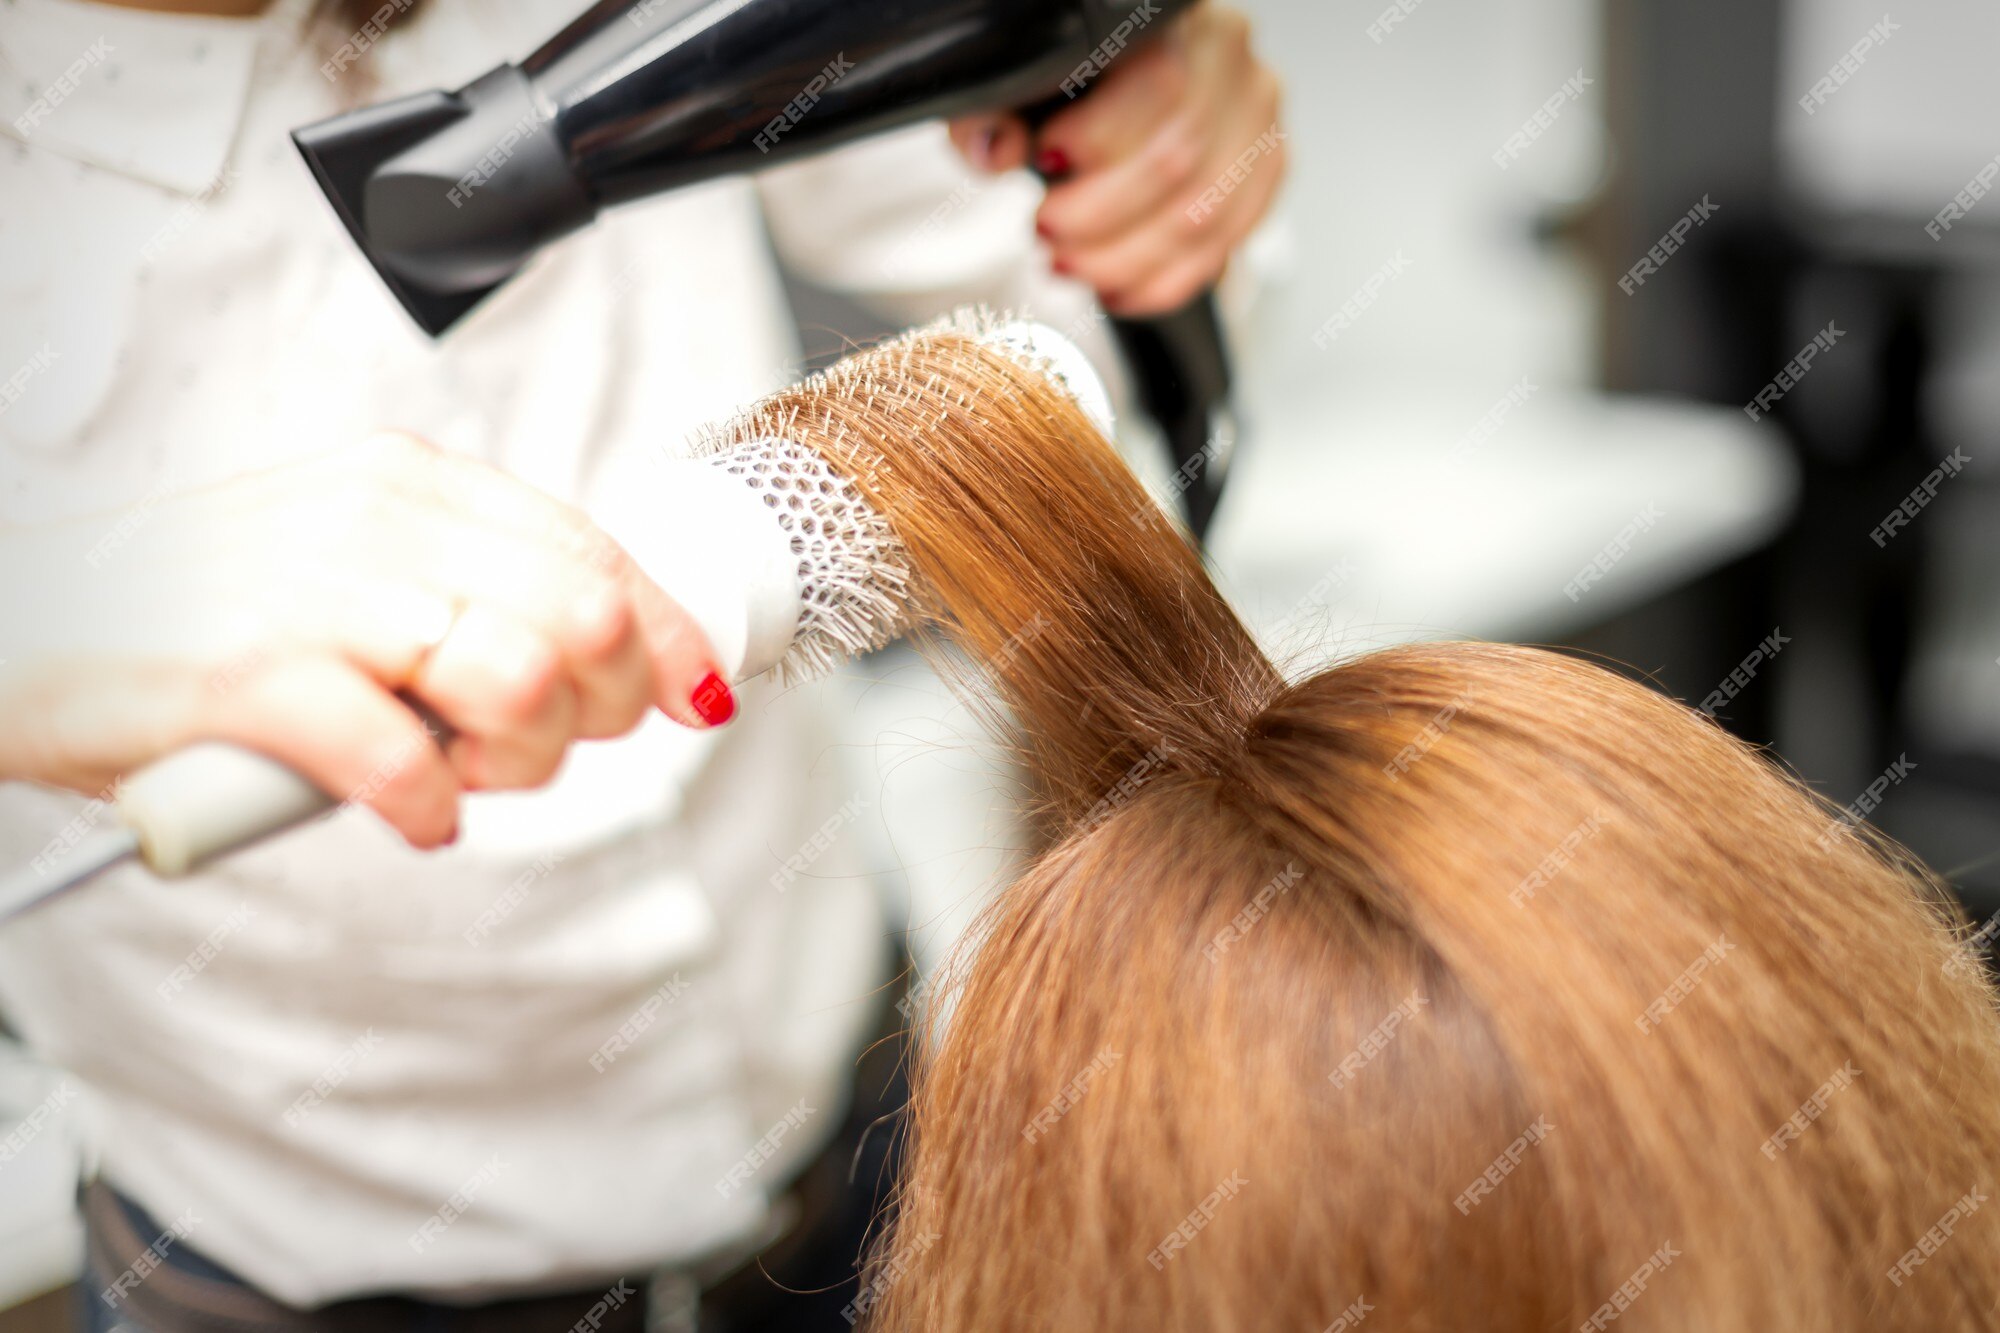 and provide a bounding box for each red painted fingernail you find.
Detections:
[1036,217,1055,240]
[691,671,737,727]
[1036,147,1072,177]
[1052,257,1074,277]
